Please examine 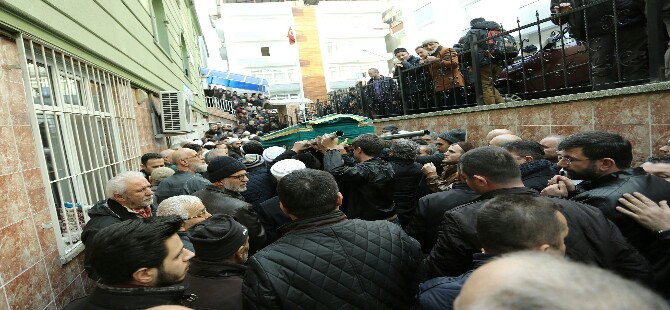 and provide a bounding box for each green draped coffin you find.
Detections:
[260,114,375,147]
